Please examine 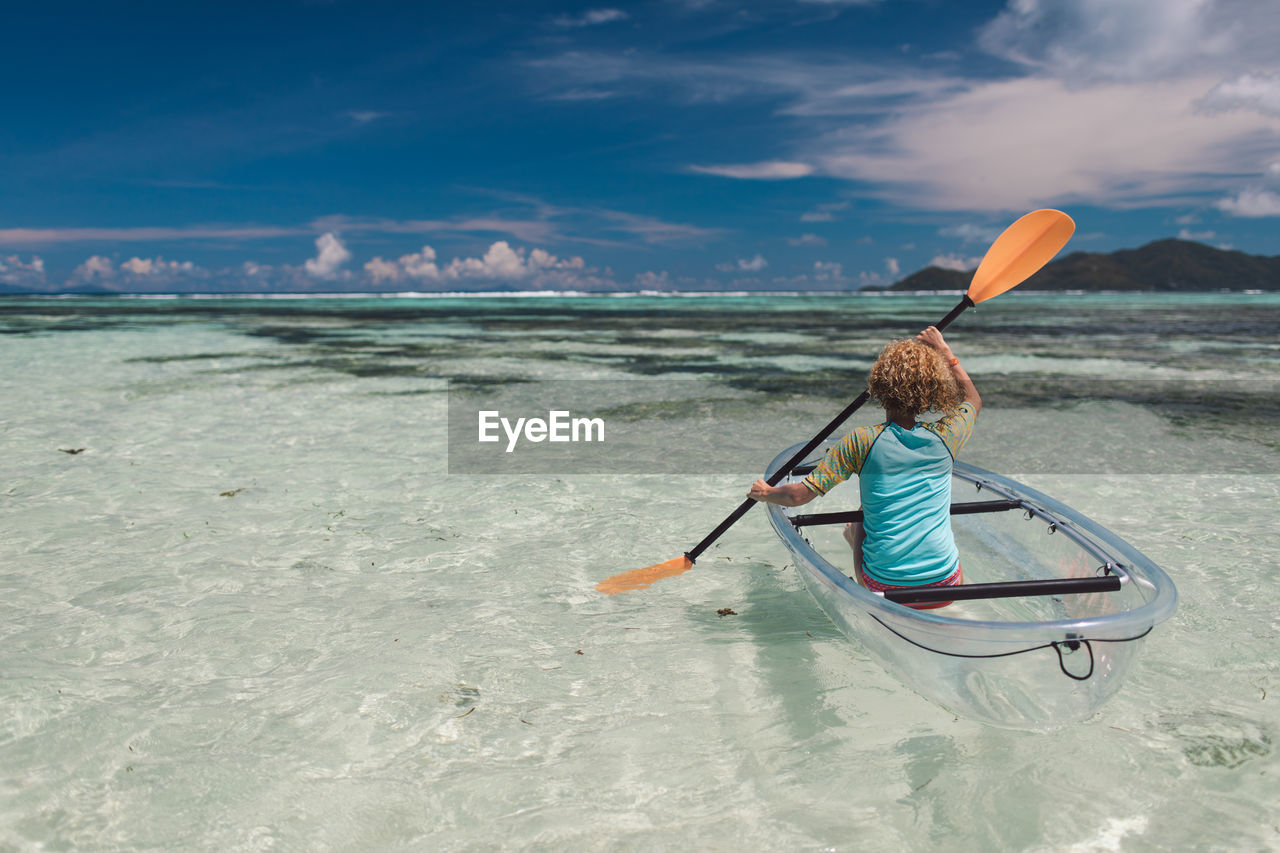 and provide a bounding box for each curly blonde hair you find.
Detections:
[867,339,963,418]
